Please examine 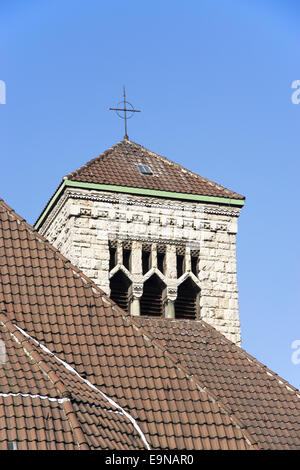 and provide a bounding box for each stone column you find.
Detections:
[165,245,177,279]
[131,241,142,275]
[163,287,177,319]
[165,300,175,318]
[129,284,143,316]
[116,240,123,265]
[130,297,140,316]
[185,246,191,272]
[150,244,157,269]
